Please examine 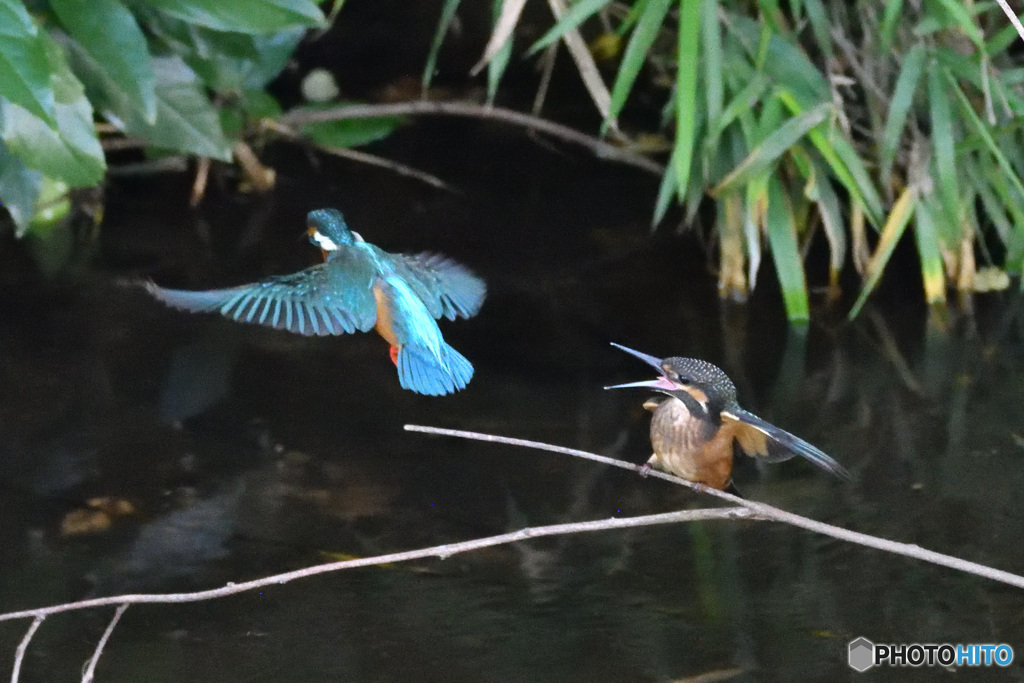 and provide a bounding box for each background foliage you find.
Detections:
[464,0,1024,319]
[2,0,1024,320]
